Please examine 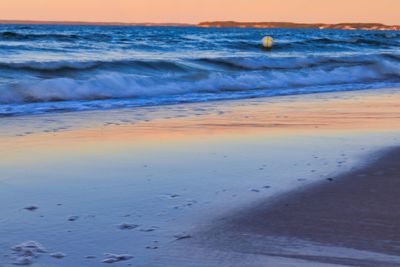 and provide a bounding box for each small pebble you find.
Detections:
[102,253,133,263]
[24,206,39,211]
[50,252,66,259]
[68,216,79,222]
[174,233,192,240]
[139,227,157,232]
[85,255,97,259]
[117,223,139,230]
